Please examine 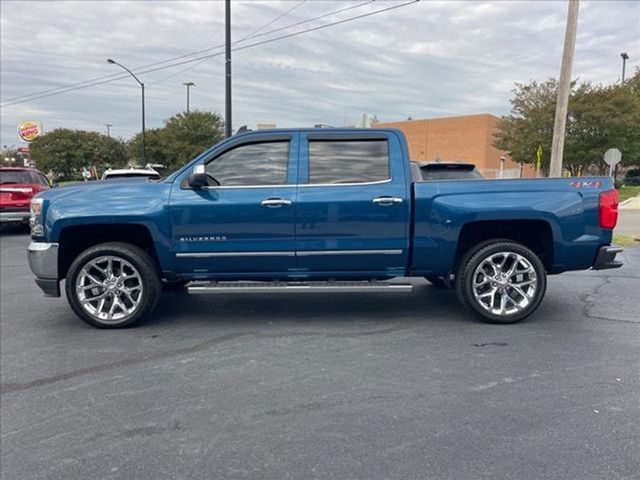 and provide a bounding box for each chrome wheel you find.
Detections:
[471,251,537,317]
[75,255,144,323]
